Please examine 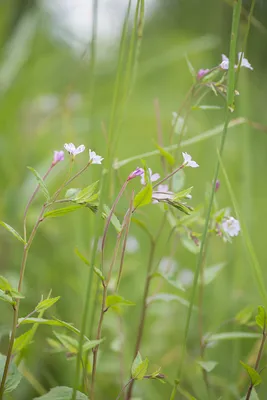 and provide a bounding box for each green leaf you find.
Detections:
[206,332,261,342]
[155,143,175,166]
[200,263,225,285]
[73,181,99,203]
[103,204,122,233]
[131,352,149,380]
[192,105,223,110]
[255,306,267,331]
[185,55,196,81]
[33,386,88,399]
[35,296,60,312]
[93,267,105,281]
[43,205,85,219]
[0,354,22,393]
[134,183,152,209]
[106,295,135,308]
[13,328,35,353]
[152,272,185,292]
[235,306,254,325]
[180,234,200,254]
[167,200,192,215]
[0,221,26,244]
[173,187,193,201]
[0,289,15,305]
[196,360,218,372]
[0,276,24,300]
[27,166,50,201]
[75,248,90,266]
[240,361,262,387]
[147,293,197,310]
